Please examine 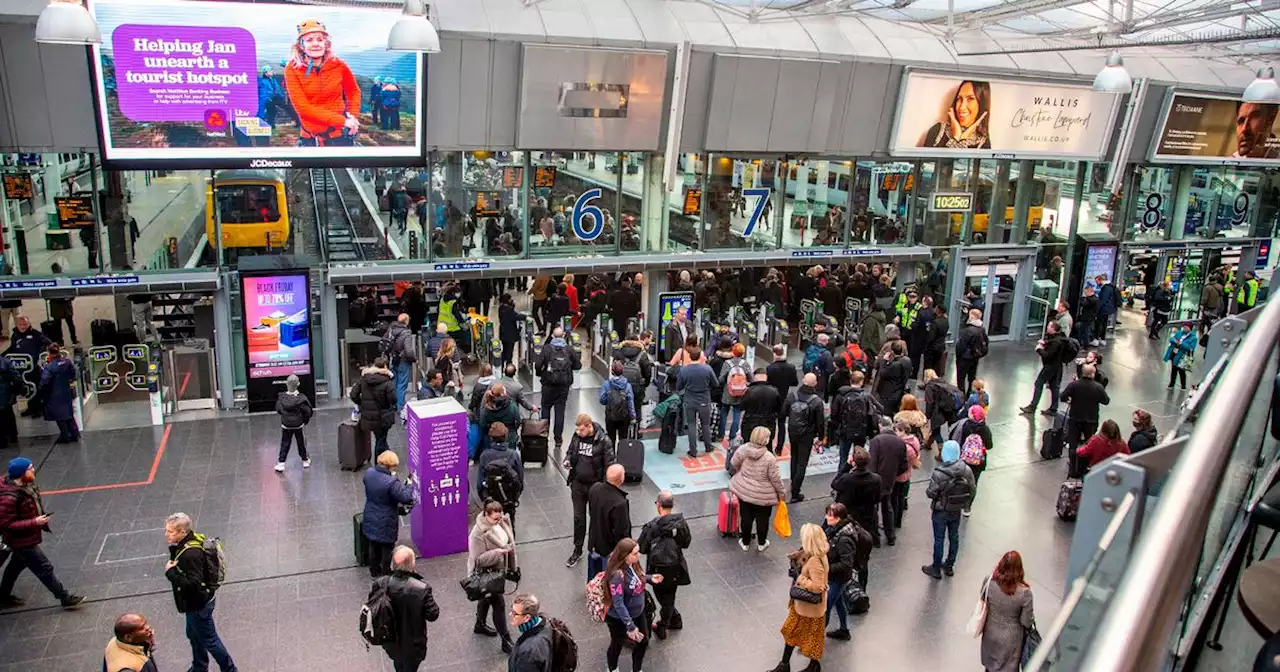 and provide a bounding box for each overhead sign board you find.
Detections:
[929,192,974,212]
[2,174,33,200]
[86,0,424,169]
[54,197,96,228]
[533,166,558,188]
[890,71,1120,160]
[1151,91,1280,165]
